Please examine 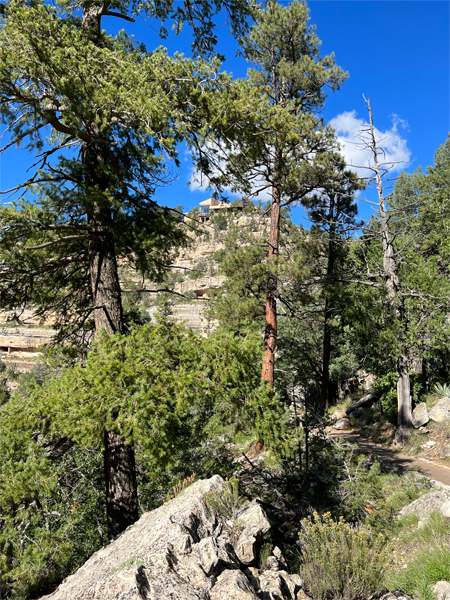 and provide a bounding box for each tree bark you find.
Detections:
[88,203,124,336]
[396,354,413,440]
[321,195,337,412]
[103,428,138,538]
[322,299,332,412]
[262,164,281,387]
[87,199,139,538]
